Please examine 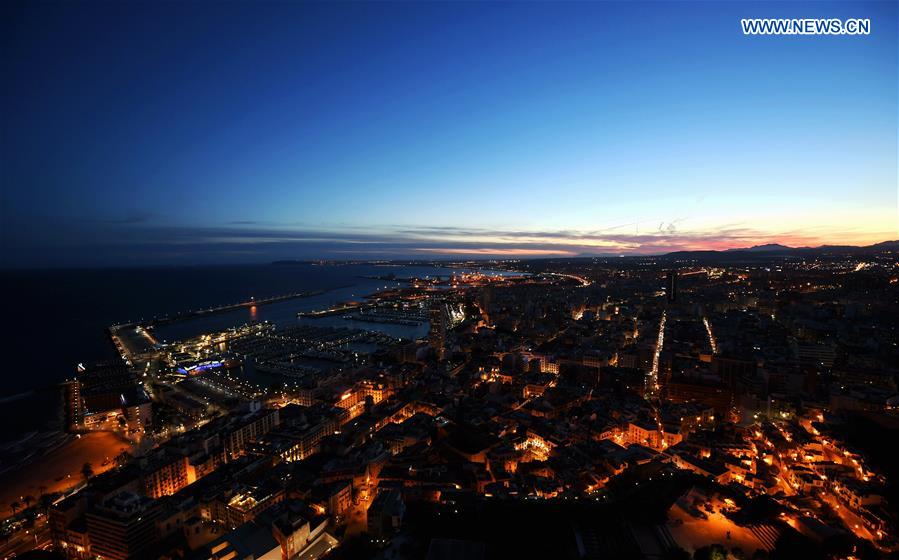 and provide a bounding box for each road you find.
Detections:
[547,273,592,287]
[819,491,878,542]
[703,316,718,354]
[646,311,666,398]
[1,515,50,558]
